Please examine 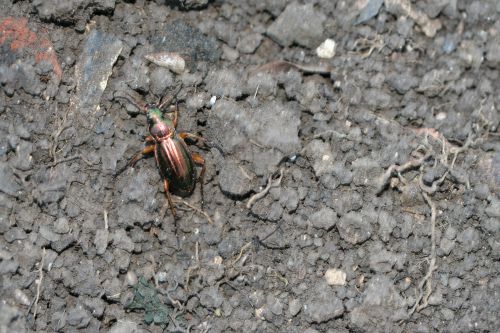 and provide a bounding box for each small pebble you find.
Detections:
[316,38,336,59]
[126,271,138,286]
[324,268,347,286]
